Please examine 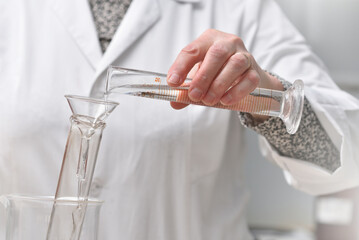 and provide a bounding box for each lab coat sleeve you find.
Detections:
[240,0,359,195]
[239,79,340,173]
